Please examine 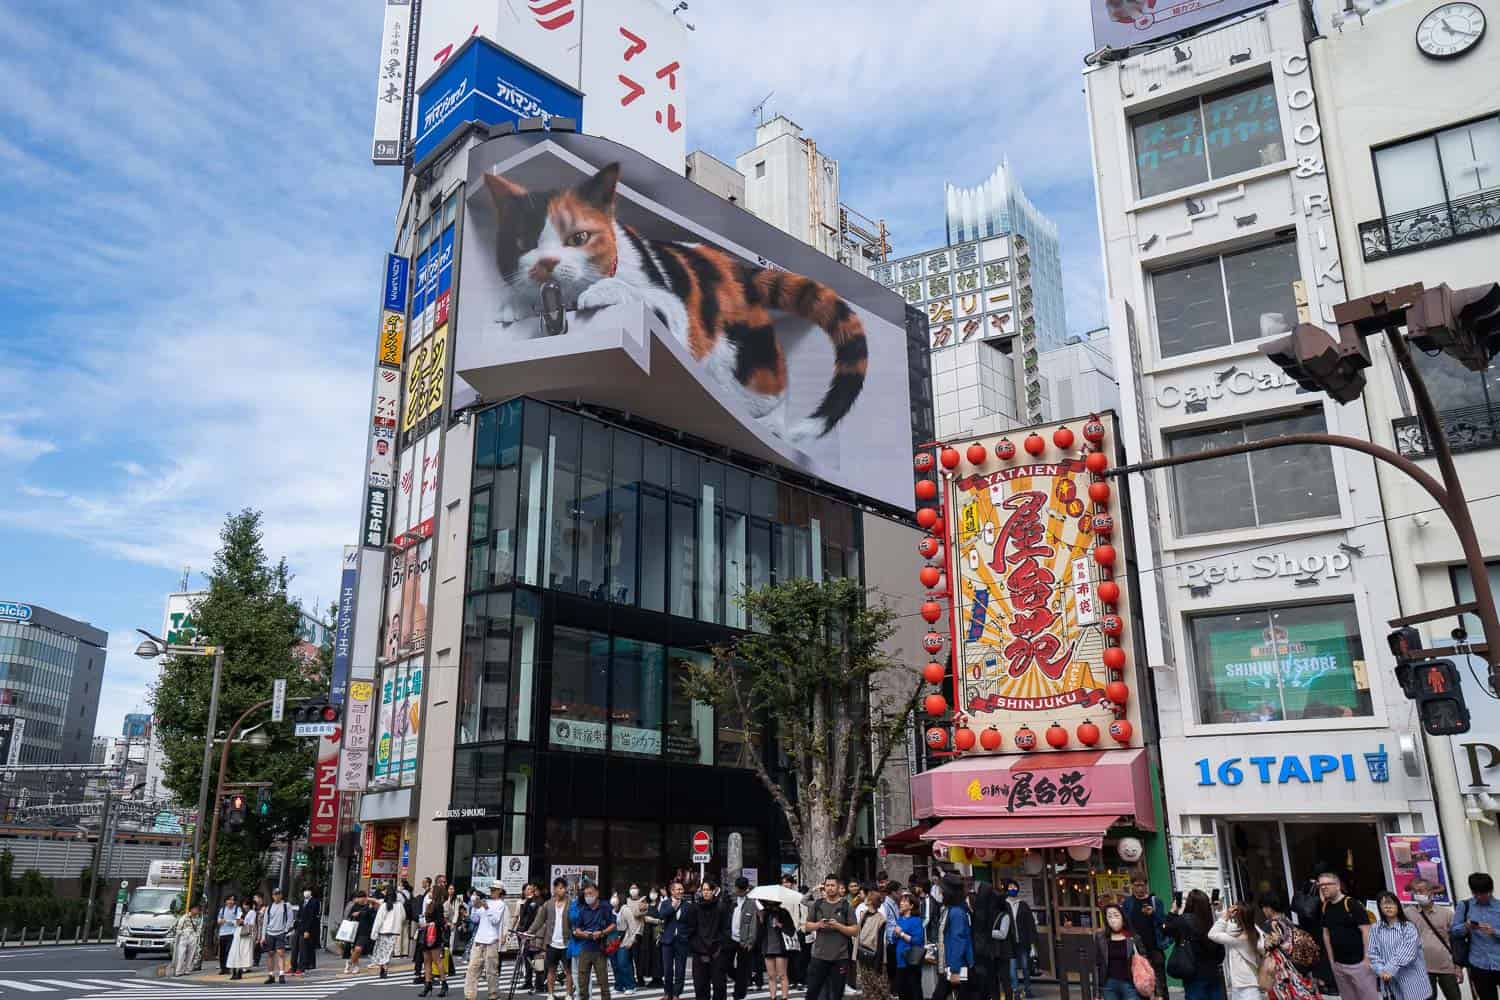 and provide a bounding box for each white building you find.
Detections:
[1085,0,1437,902]
[1308,0,1500,890]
